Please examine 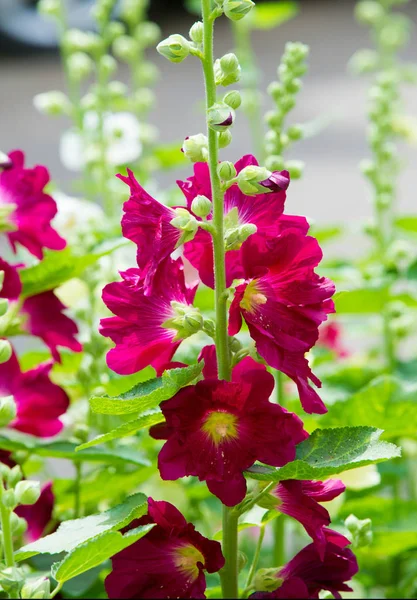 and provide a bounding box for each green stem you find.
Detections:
[236,482,275,517]
[244,526,265,592]
[272,516,285,567]
[220,505,239,599]
[74,462,82,518]
[0,485,14,567]
[51,582,63,599]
